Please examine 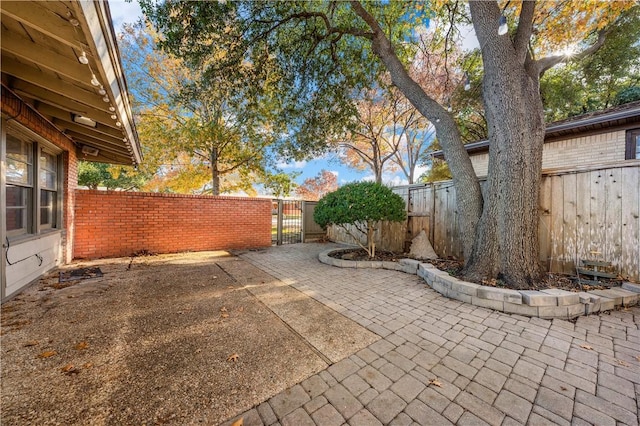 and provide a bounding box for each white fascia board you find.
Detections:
[77,0,142,165]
